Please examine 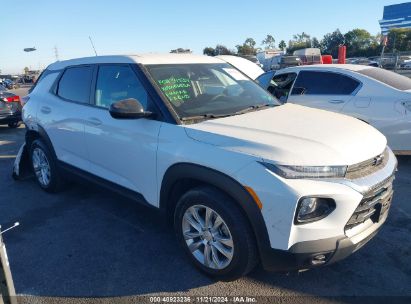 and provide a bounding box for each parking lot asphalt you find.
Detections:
[1,123,411,303]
